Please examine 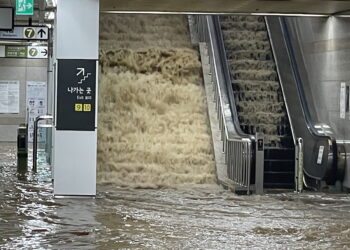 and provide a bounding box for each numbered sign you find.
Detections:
[56,59,97,131]
[0,26,49,40]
